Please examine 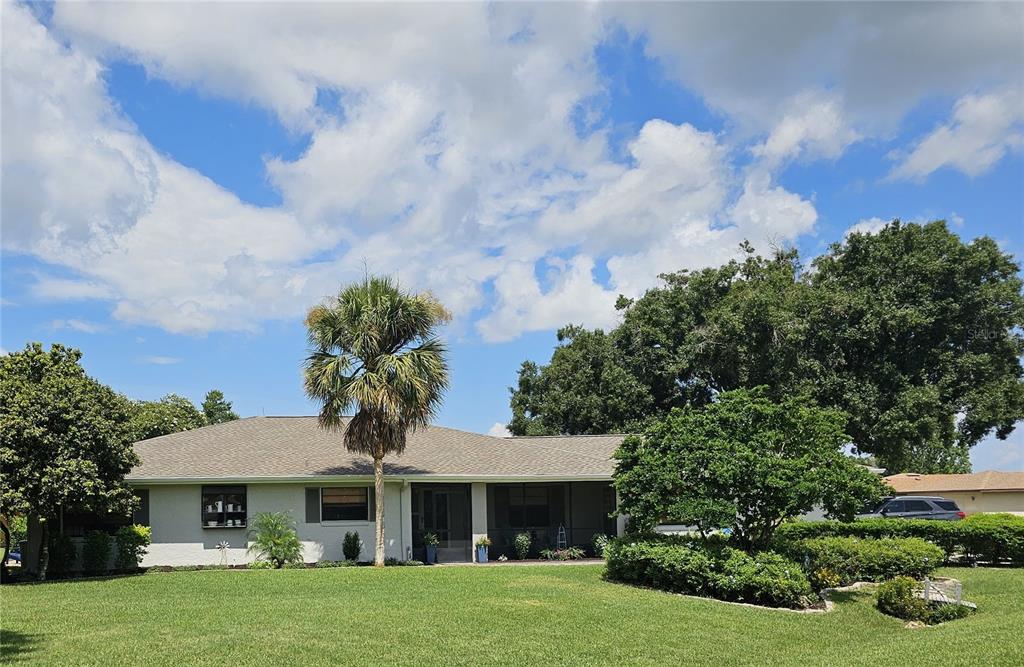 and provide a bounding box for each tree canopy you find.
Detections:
[614,388,887,551]
[202,389,239,425]
[130,393,206,441]
[0,343,139,578]
[510,220,1024,472]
